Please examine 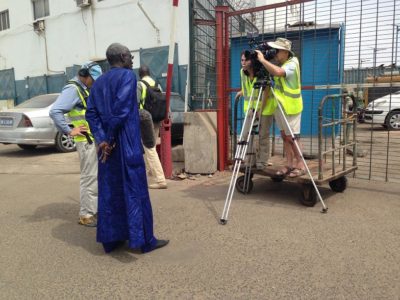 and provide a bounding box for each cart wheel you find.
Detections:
[271,177,284,183]
[329,177,348,193]
[236,175,253,194]
[300,184,317,207]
